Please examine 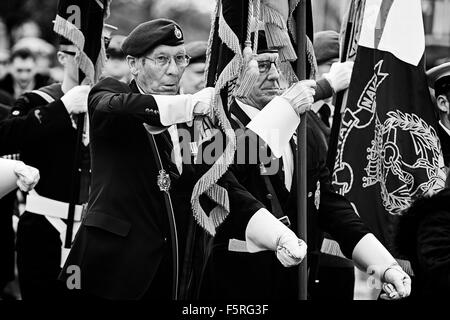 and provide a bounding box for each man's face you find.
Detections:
[132,44,187,95]
[180,62,205,94]
[11,57,37,89]
[58,45,79,83]
[436,91,450,127]
[247,52,282,110]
